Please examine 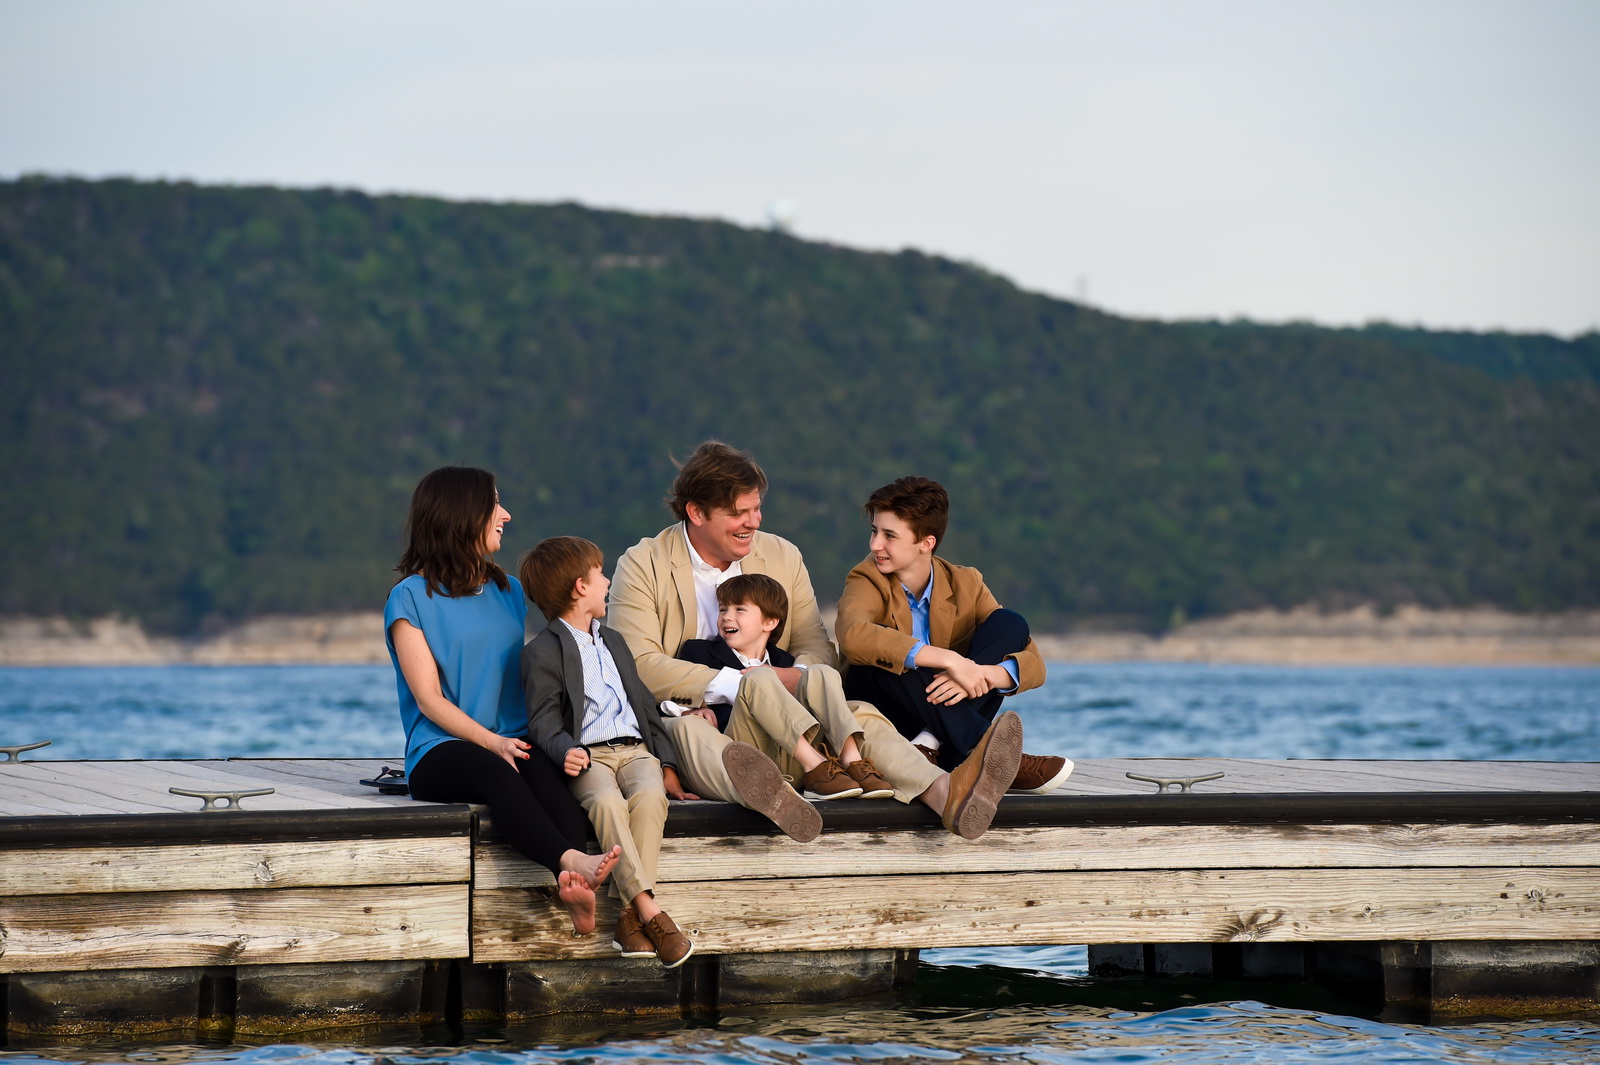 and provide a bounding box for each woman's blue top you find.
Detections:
[384,573,529,777]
